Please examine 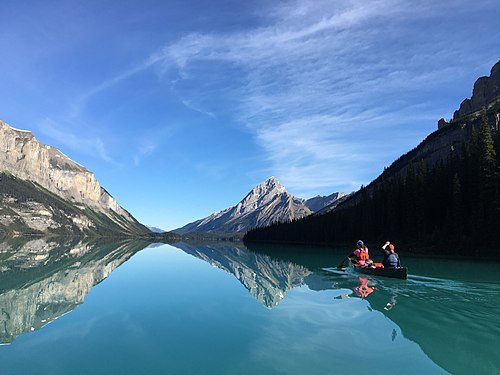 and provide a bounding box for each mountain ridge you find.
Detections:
[332,60,500,213]
[453,60,500,120]
[0,120,130,217]
[175,176,343,235]
[0,119,150,236]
